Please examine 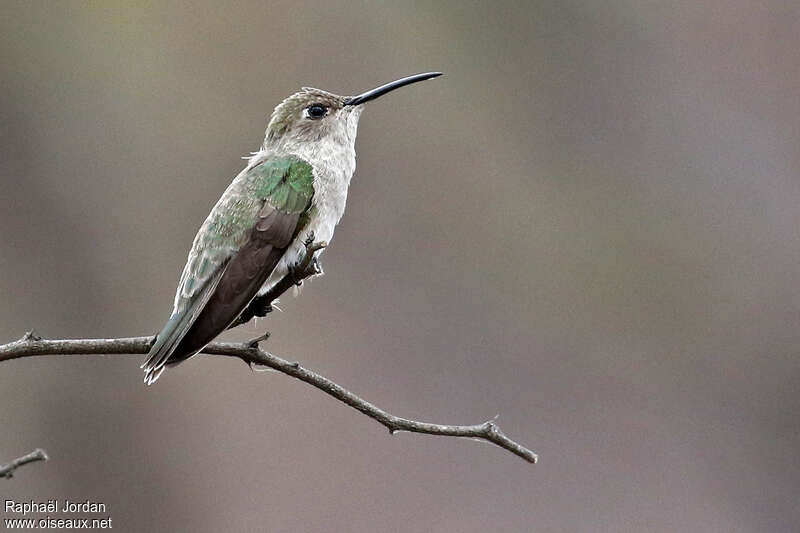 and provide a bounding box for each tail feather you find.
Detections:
[141,263,228,385]
[141,311,196,385]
